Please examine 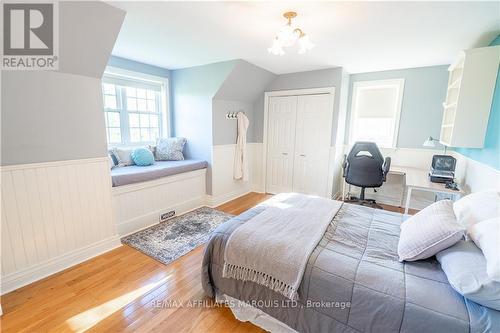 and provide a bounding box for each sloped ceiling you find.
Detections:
[109,1,499,74]
[171,60,238,98]
[59,1,125,78]
[214,60,276,102]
